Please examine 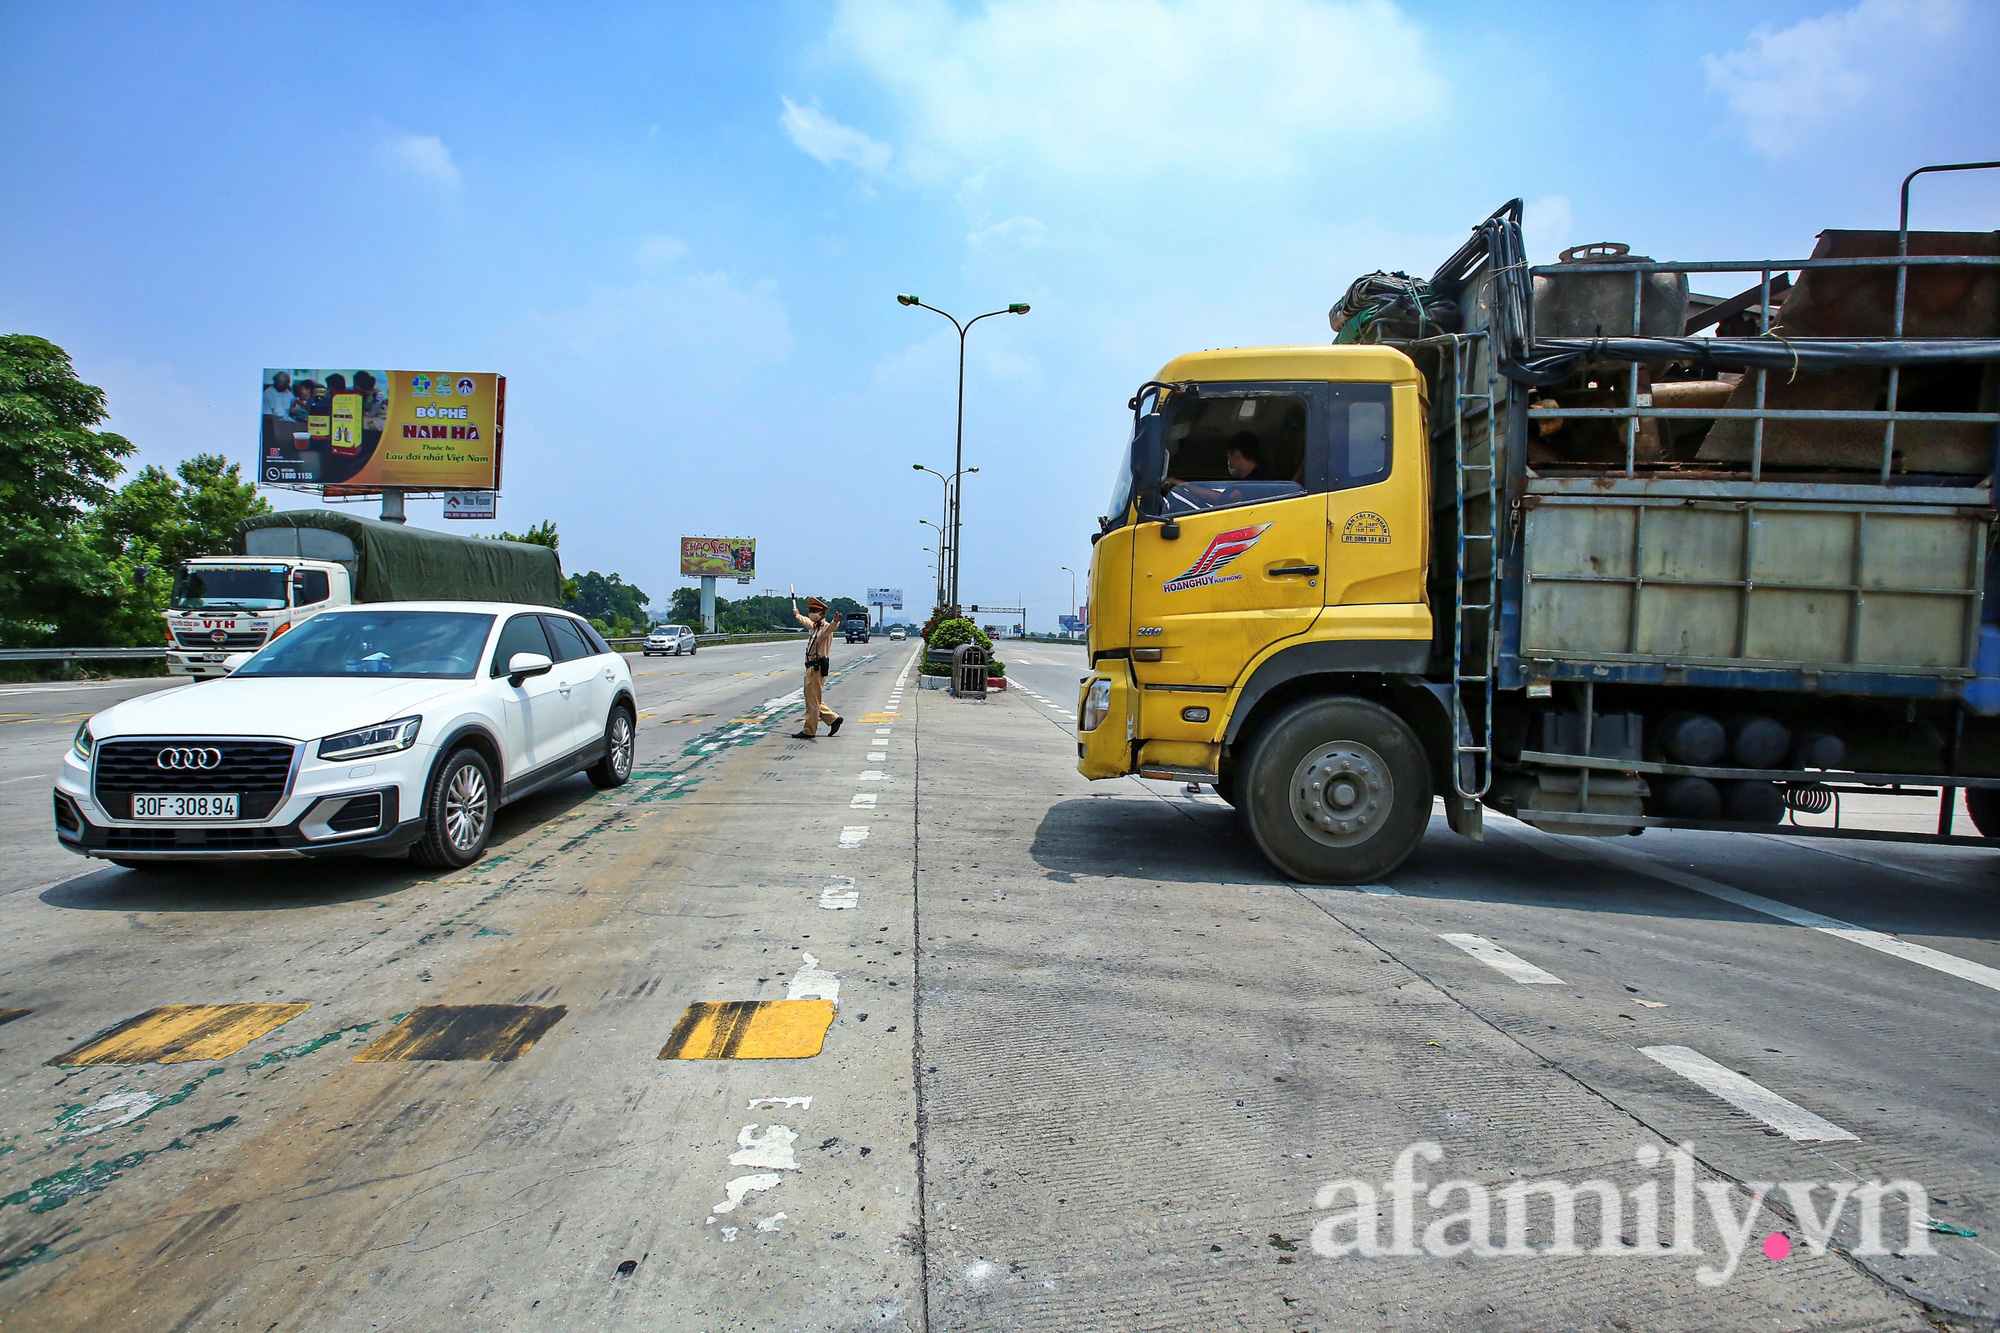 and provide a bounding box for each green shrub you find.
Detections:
[926,617,991,652]
[988,660,1006,678]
